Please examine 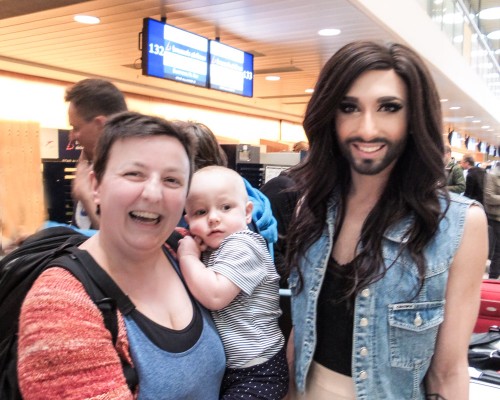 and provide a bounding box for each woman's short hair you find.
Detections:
[93,111,196,183]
